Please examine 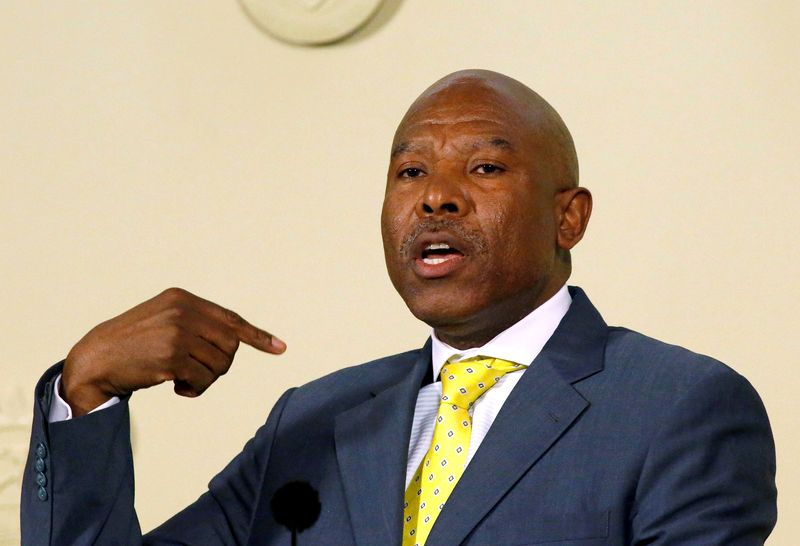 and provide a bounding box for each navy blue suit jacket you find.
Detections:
[21,288,777,545]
